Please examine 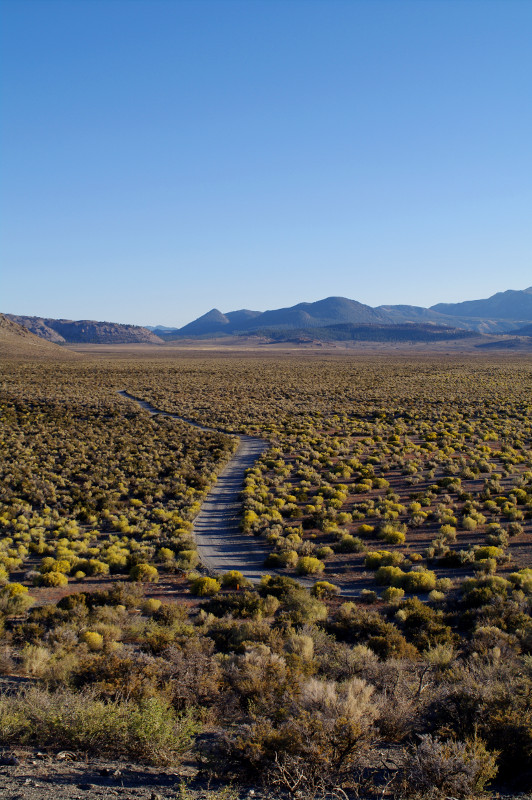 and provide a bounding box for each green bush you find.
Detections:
[0,584,34,615]
[129,563,159,582]
[508,568,532,594]
[34,572,68,588]
[81,631,104,651]
[266,549,298,569]
[461,575,510,606]
[375,565,405,586]
[296,557,325,575]
[142,598,162,615]
[189,576,221,596]
[400,570,437,593]
[381,529,406,545]
[221,570,252,589]
[311,580,340,599]
[365,550,404,569]
[335,534,364,553]
[176,550,200,569]
[474,546,505,562]
[382,586,405,603]
[357,523,375,536]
